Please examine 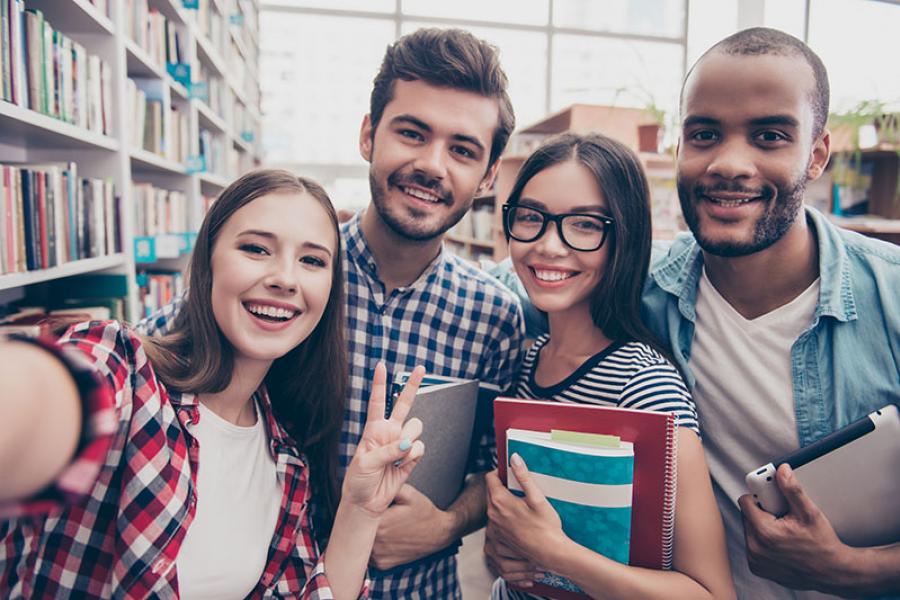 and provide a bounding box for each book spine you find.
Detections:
[3,166,12,272]
[660,415,677,570]
[15,167,25,272]
[20,169,34,270]
[36,170,48,269]
[1,0,10,102]
[0,166,5,274]
[23,10,41,112]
